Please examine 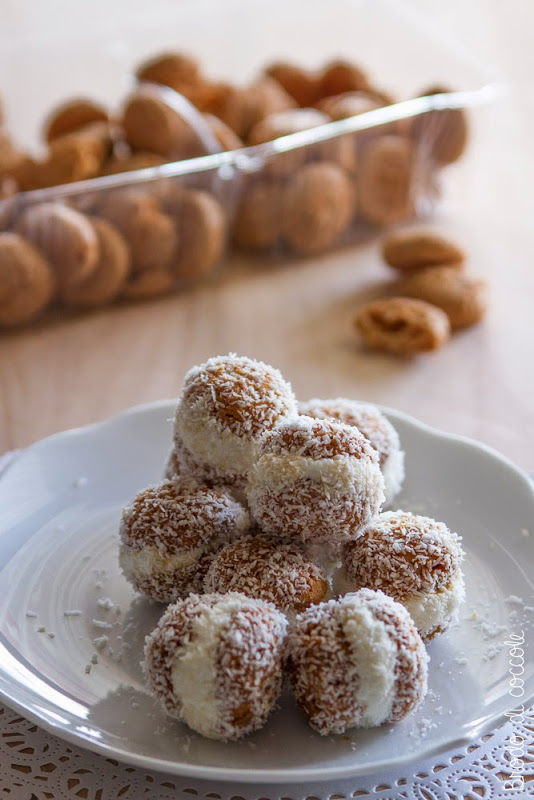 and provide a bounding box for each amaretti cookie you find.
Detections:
[143,592,287,740]
[281,162,355,255]
[299,398,404,504]
[16,202,99,291]
[61,217,130,307]
[173,354,298,489]
[119,480,249,602]
[247,416,385,544]
[341,510,465,641]
[0,232,54,325]
[204,534,328,616]
[288,588,428,735]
